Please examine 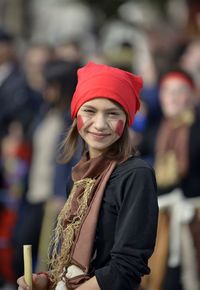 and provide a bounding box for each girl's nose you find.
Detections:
[94,113,107,130]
